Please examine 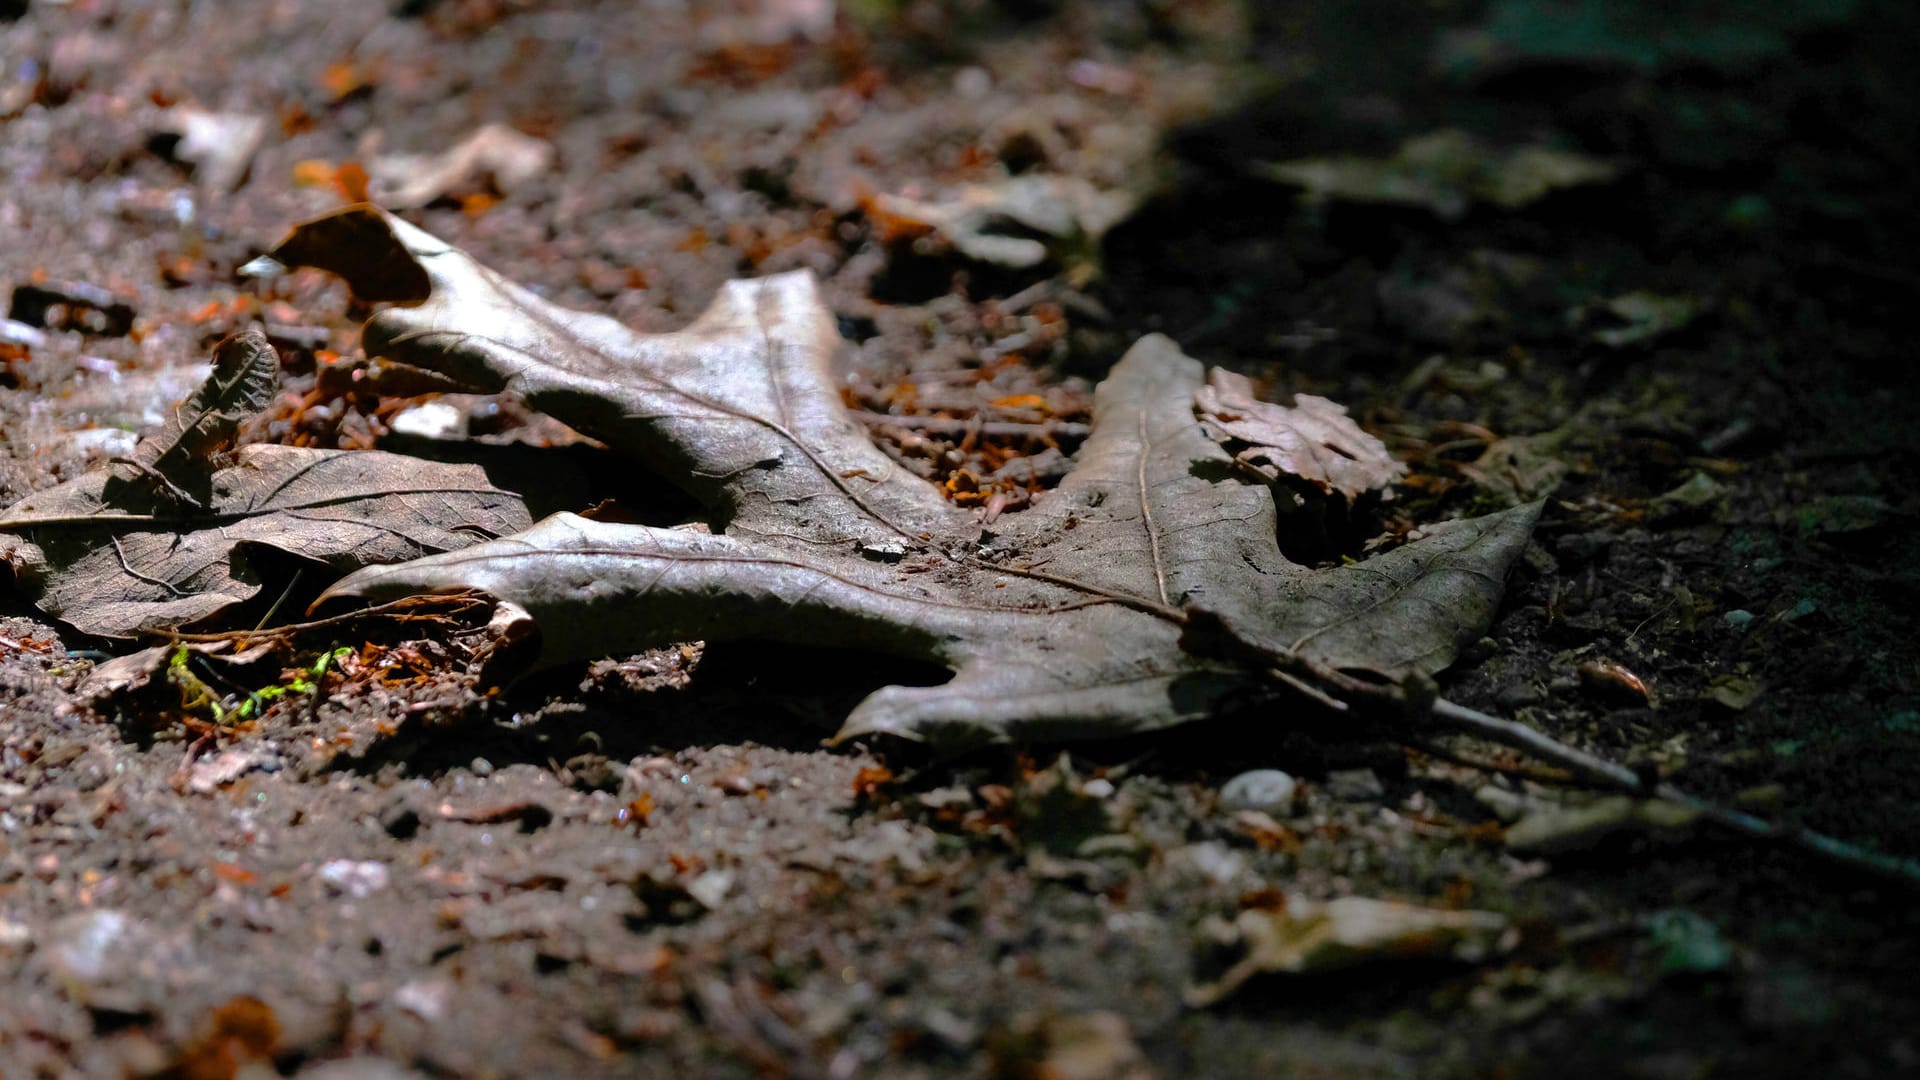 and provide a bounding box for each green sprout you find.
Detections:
[166,644,352,724]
